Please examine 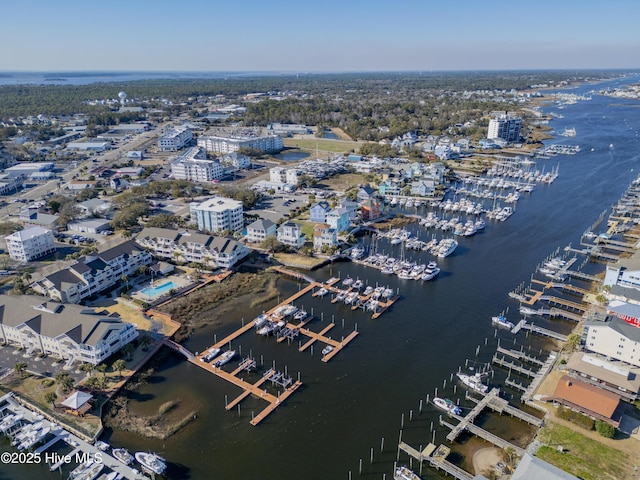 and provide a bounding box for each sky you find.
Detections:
[2,0,640,72]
